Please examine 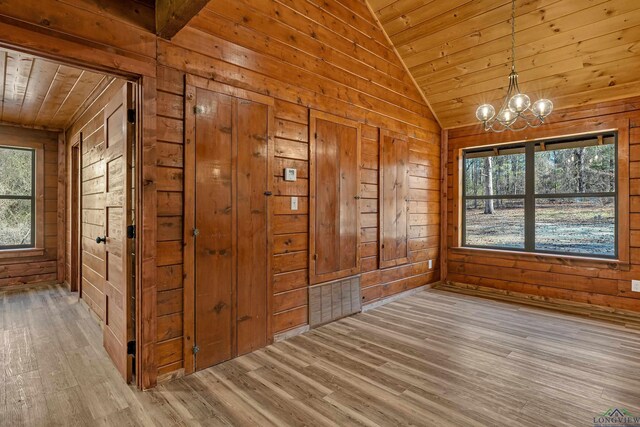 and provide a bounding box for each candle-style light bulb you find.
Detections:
[475,104,495,122]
